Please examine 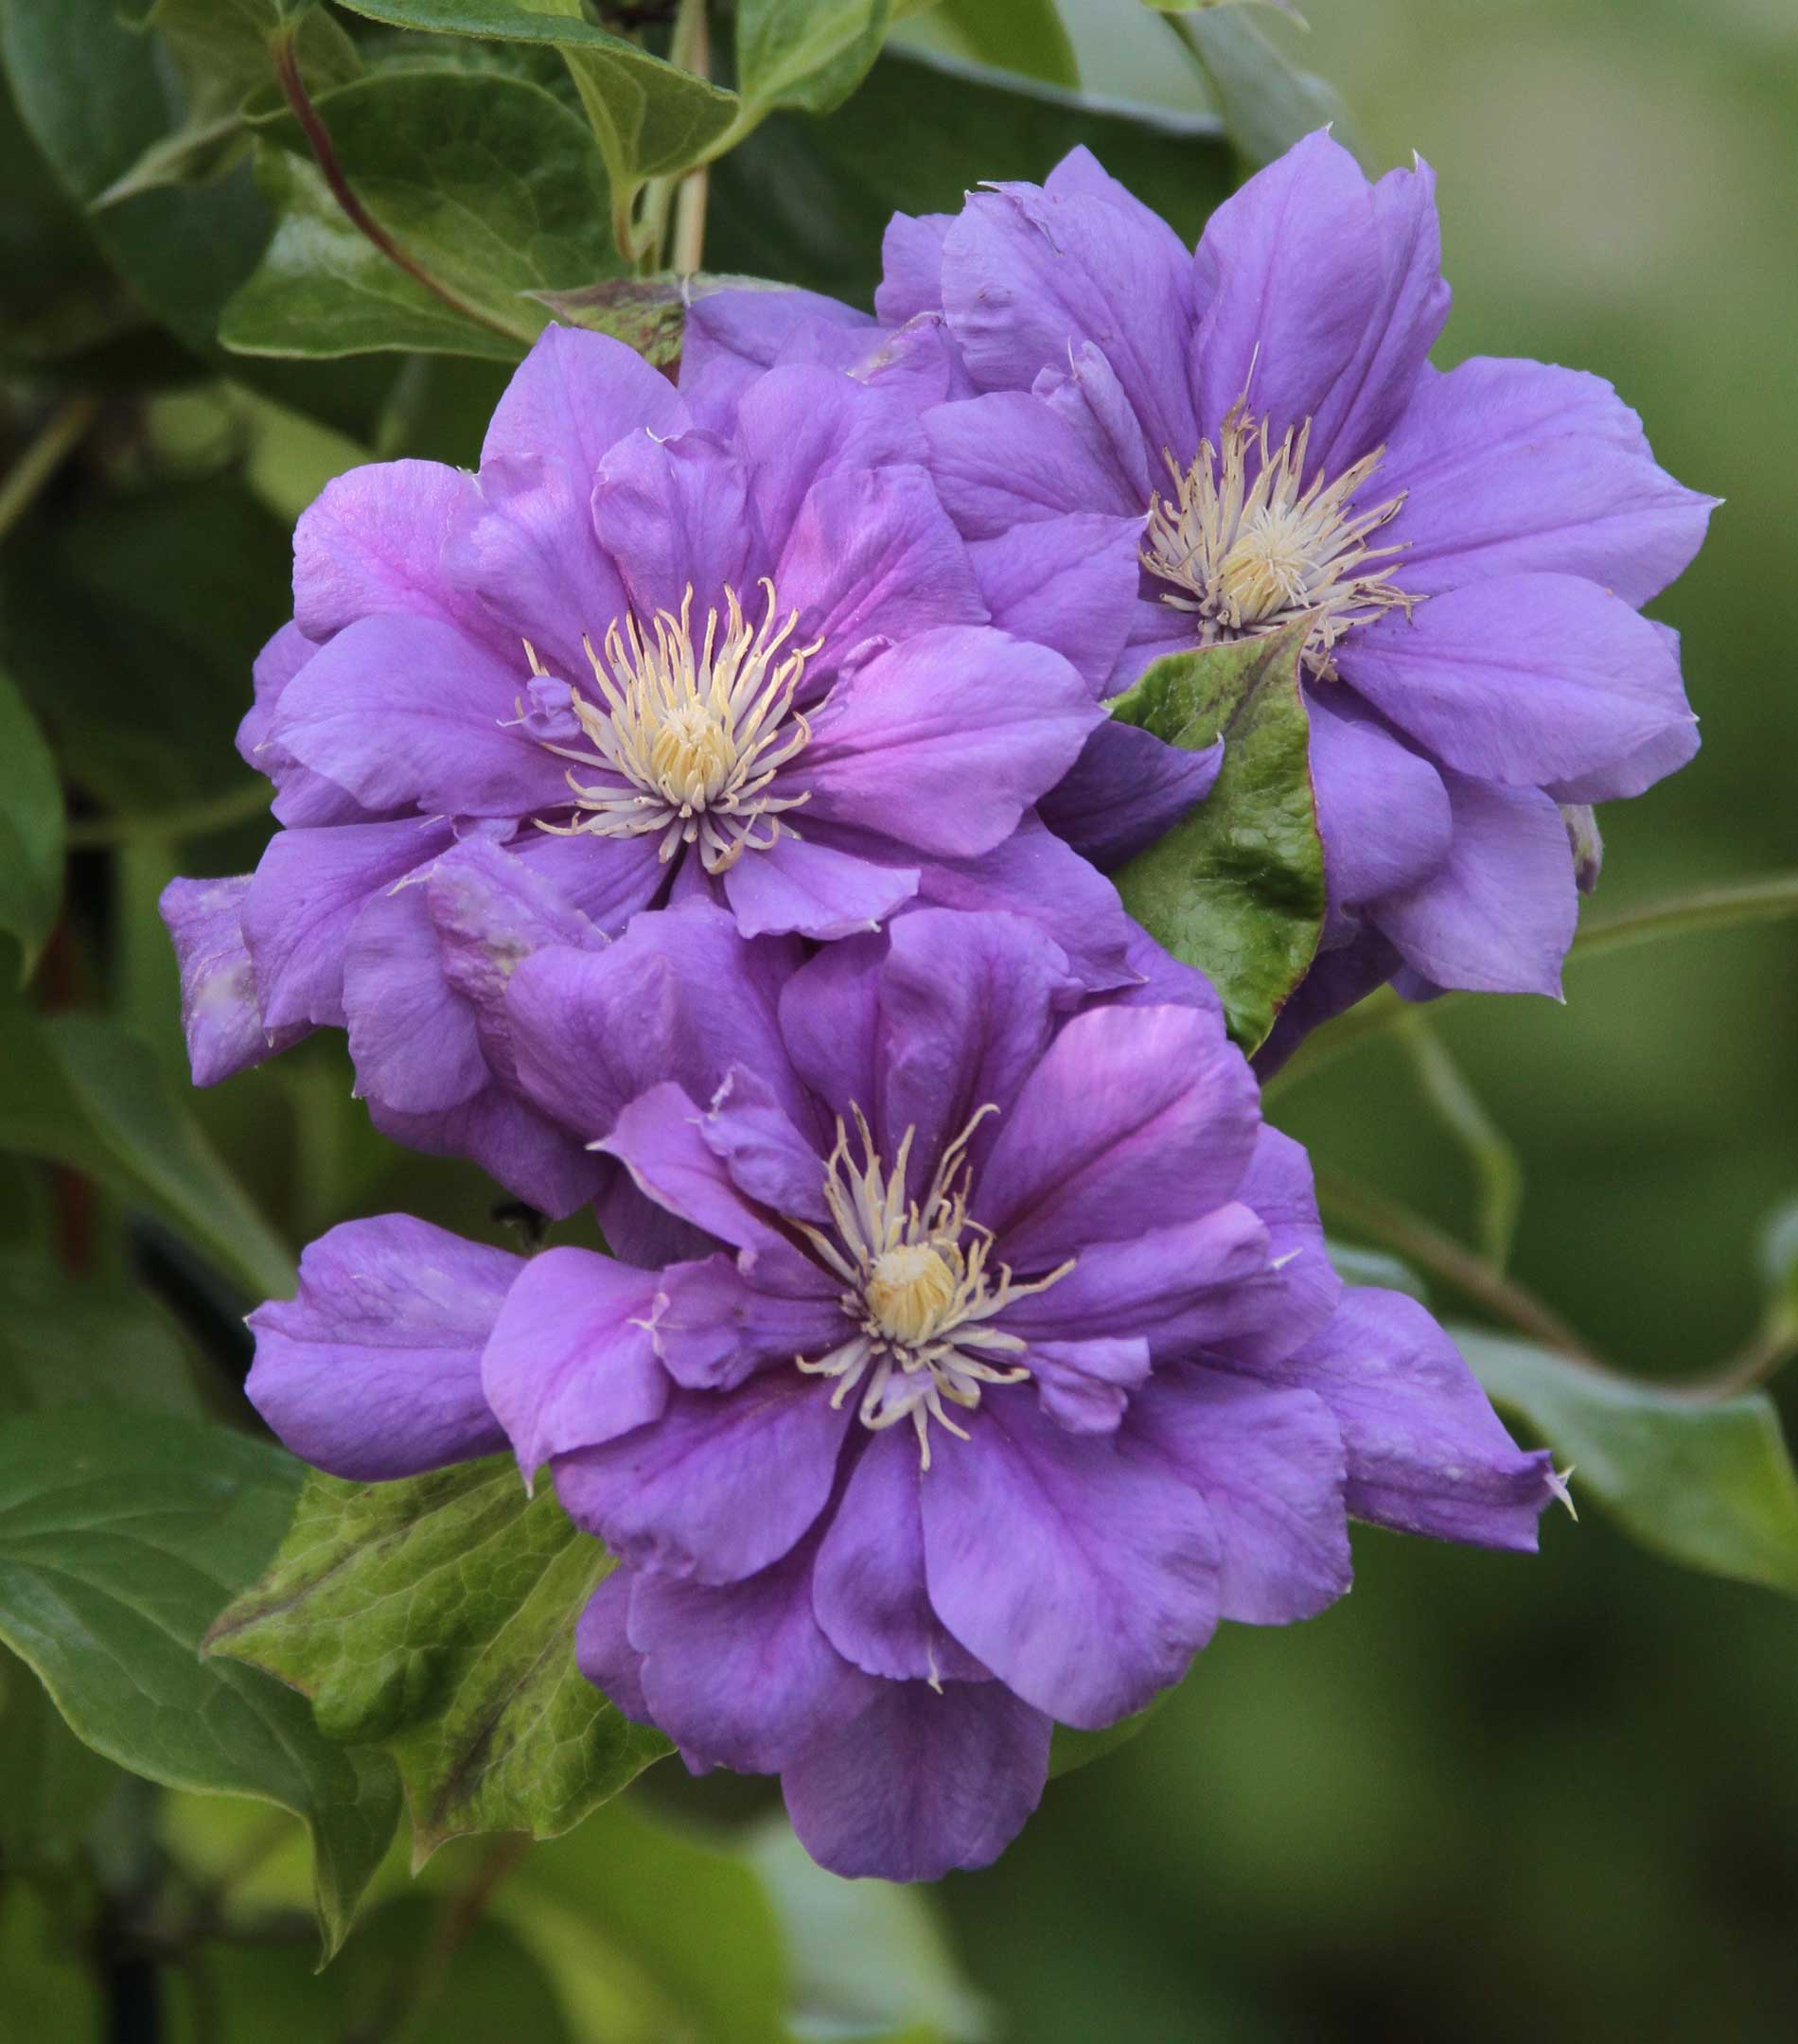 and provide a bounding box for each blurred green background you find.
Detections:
[3,1,1796,2039]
